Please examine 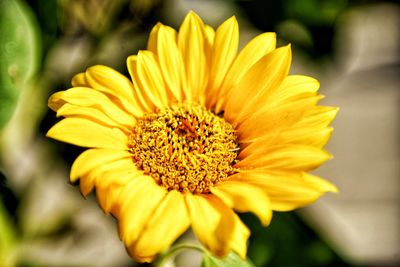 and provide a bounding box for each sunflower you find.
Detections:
[47,11,338,263]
